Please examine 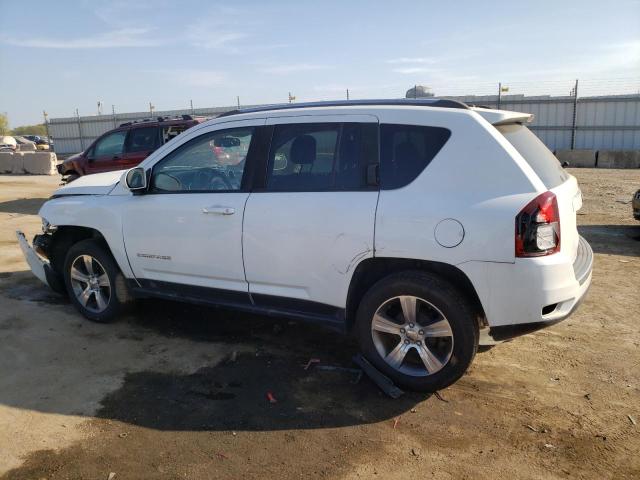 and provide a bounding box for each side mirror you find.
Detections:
[124,167,147,192]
